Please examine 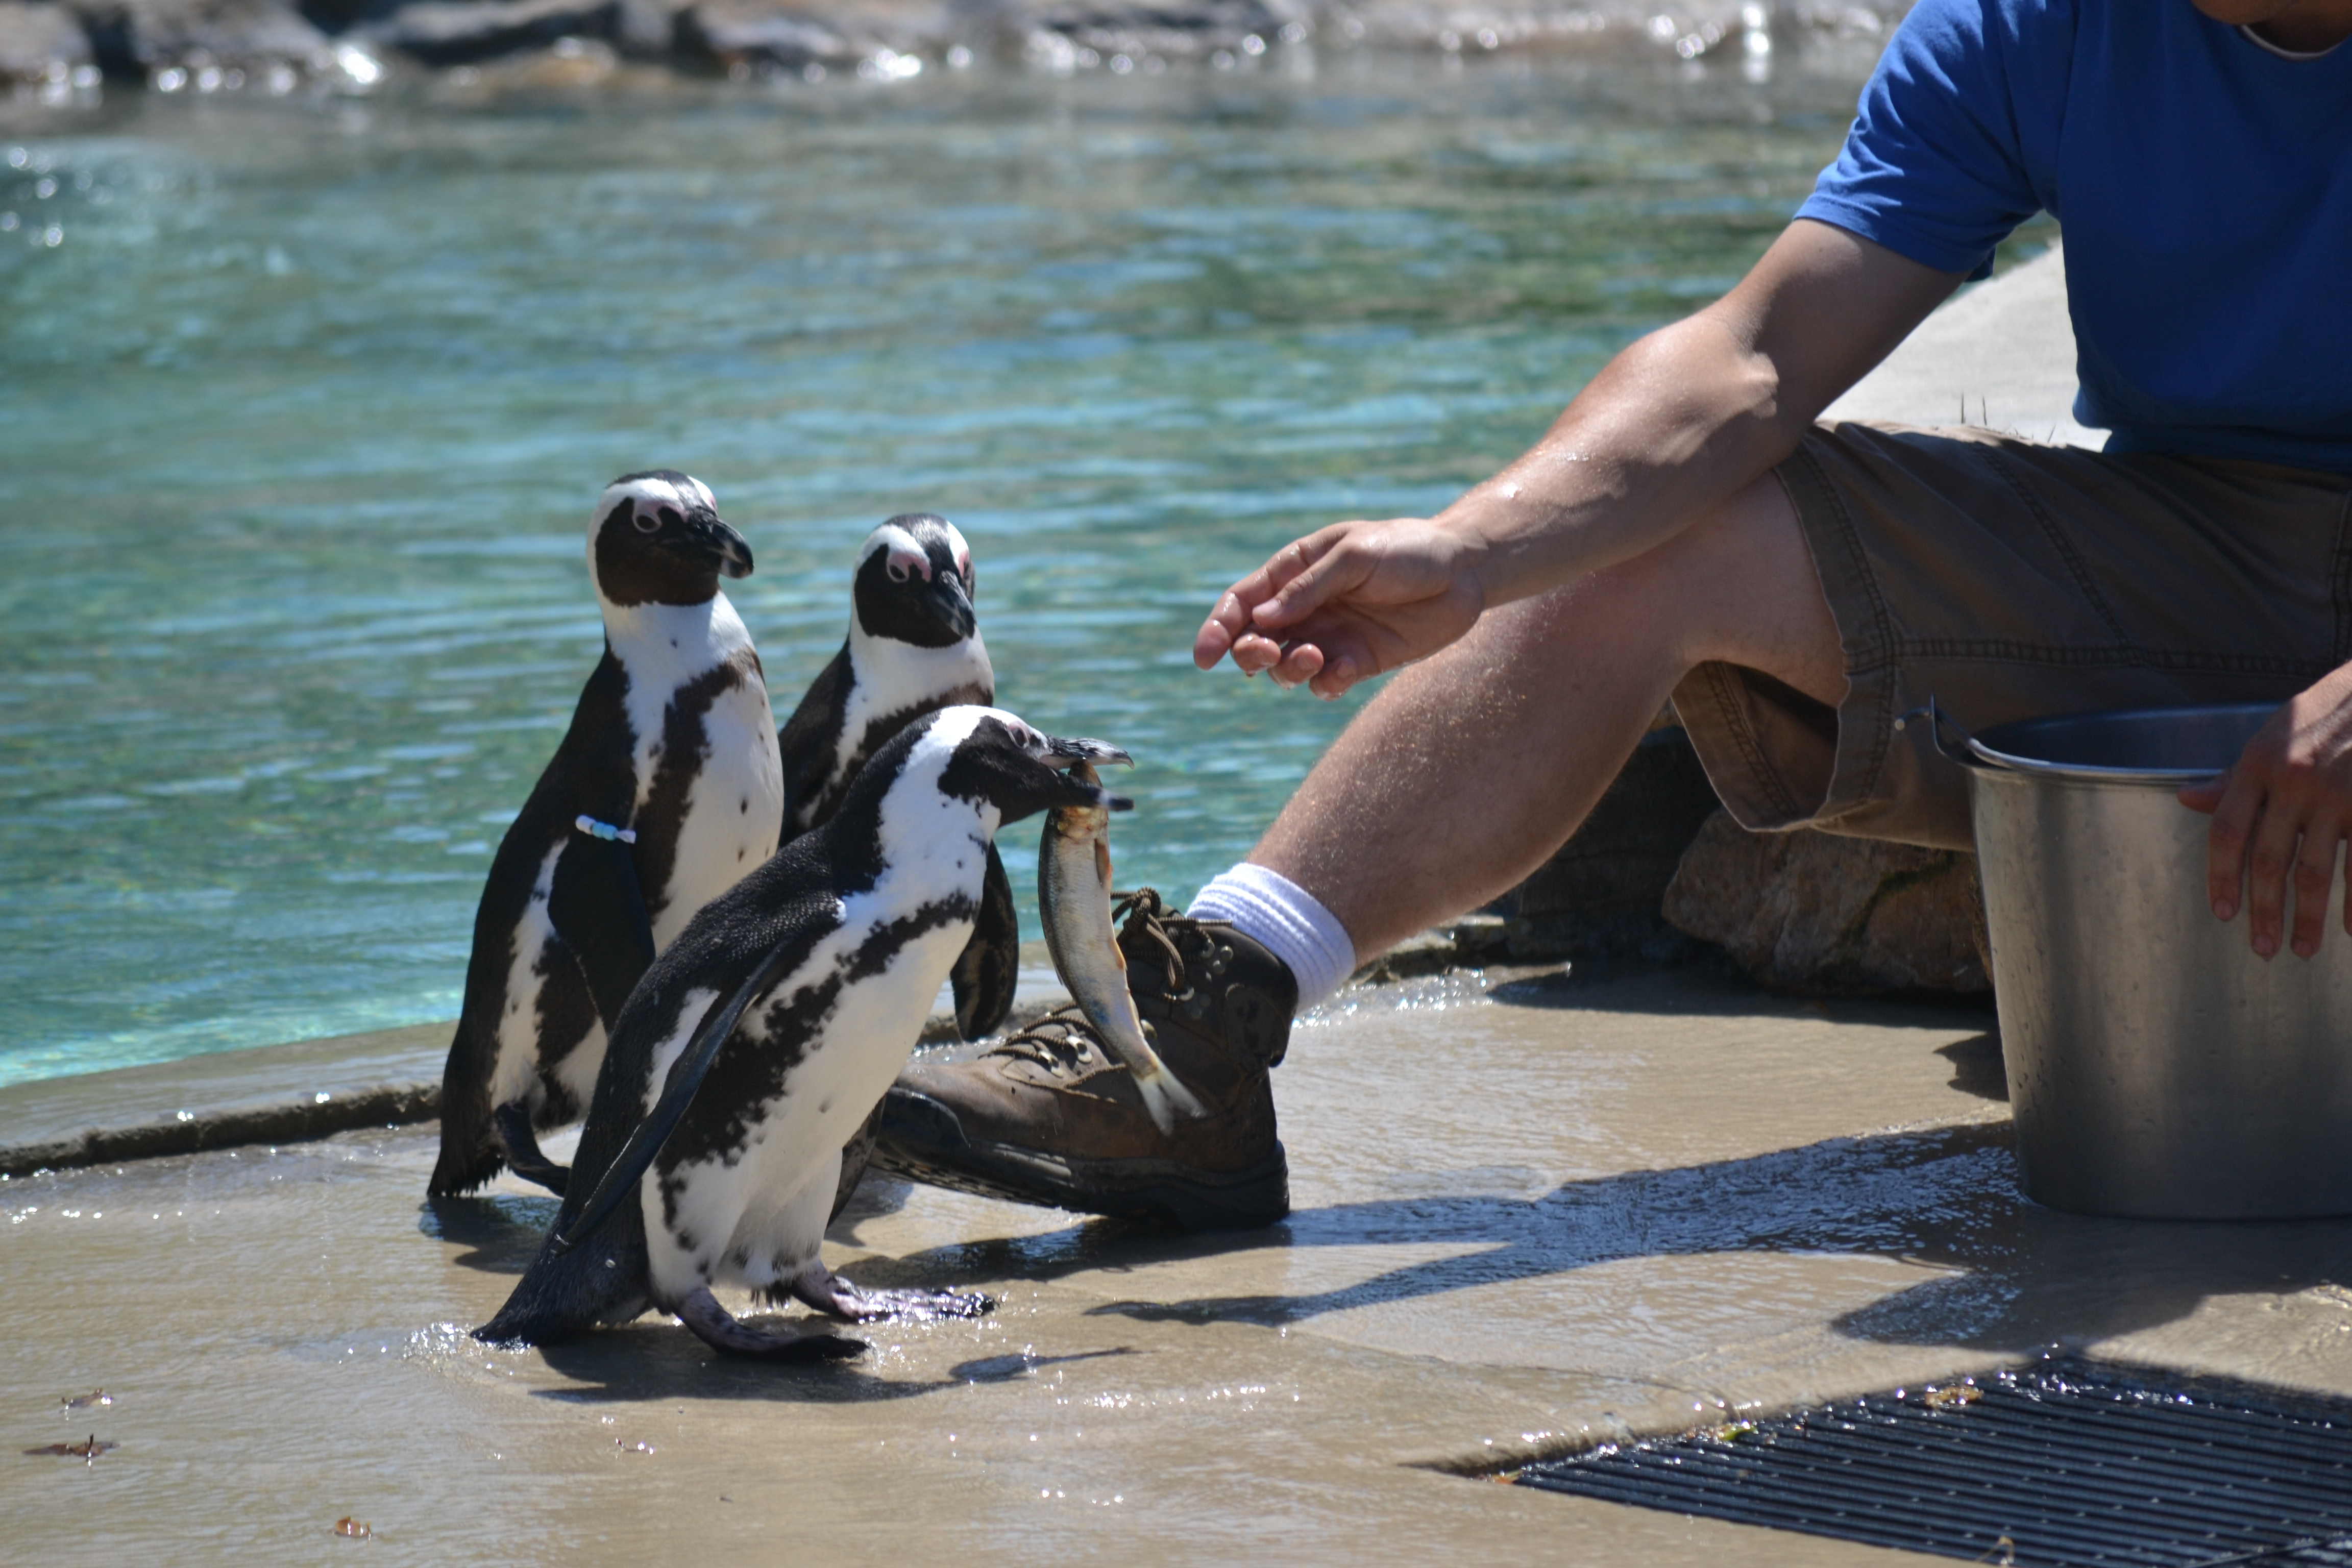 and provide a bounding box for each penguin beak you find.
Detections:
[674,513,754,579]
[1037,737,1135,810]
[922,569,976,642]
[1041,736,1133,770]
